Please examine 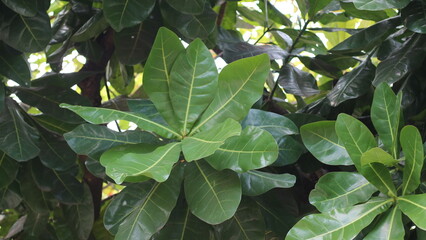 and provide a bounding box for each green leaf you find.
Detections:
[191,54,270,132]
[169,39,218,135]
[397,194,426,230]
[361,148,398,167]
[327,58,376,106]
[15,86,91,124]
[32,115,78,134]
[259,0,292,26]
[206,126,278,172]
[400,125,424,195]
[0,0,39,17]
[373,34,426,86]
[23,211,49,239]
[360,162,397,197]
[60,104,182,139]
[301,121,352,166]
[241,109,298,139]
[340,2,392,22]
[100,142,181,183]
[239,170,296,196]
[215,198,265,240]
[335,113,376,169]
[19,165,50,212]
[103,0,155,32]
[0,152,19,189]
[309,172,378,212]
[165,0,206,14]
[285,198,393,240]
[330,17,400,55]
[353,0,410,11]
[151,198,214,240]
[184,160,241,224]
[402,1,426,34]
[371,83,402,157]
[31,72,100,89]
[143,27,184,130]
[127,99,169,126]
[105,165,183,240]
[274,135,305,166]
[0,183,22,209]
[364,207,404,240]
[161,2,217,39]
[278,64,319,97]
[62,184,94,240]
[181,118,241,161]
[0,9,52,53]
[71,11,109,42]
[0,100,40,161]
[64,124,160,159]
[308,0,333,19]
[0,44,31,87]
